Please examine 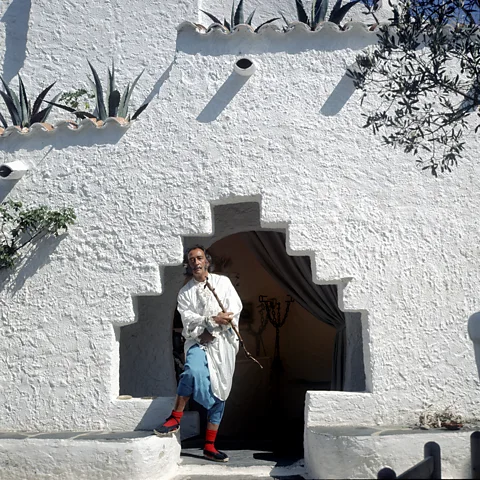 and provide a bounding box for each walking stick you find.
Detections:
[204,277,263,369]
